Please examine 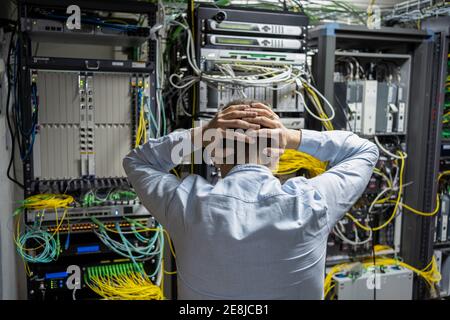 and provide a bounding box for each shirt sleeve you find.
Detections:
[295,129,379,227]
[122,129,193,227]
